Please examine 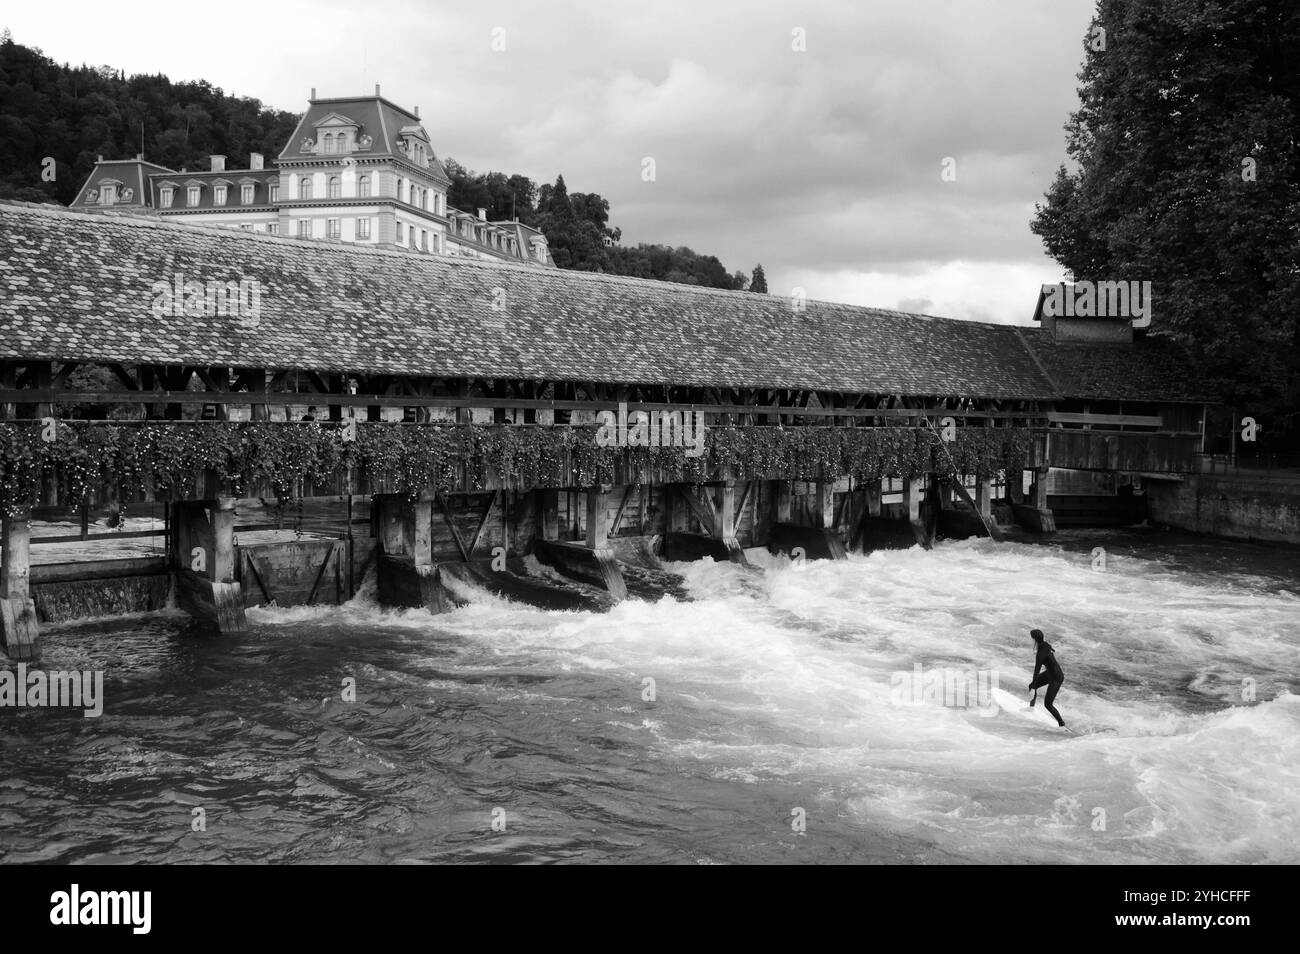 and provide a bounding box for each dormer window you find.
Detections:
[85,189,99,203]
[270,182,280,202]
[312,113,359,157]
[187,185,201,207]
[160,188,174,208]
[214,184,228,206]
[241,183,255,204]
